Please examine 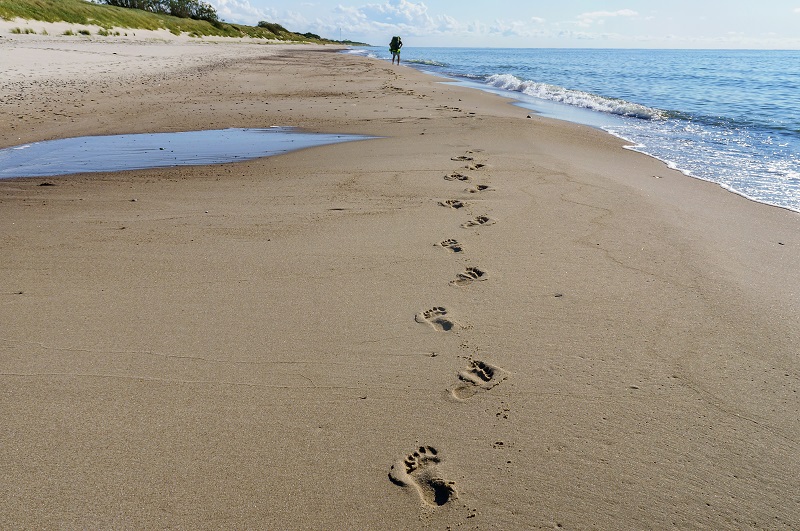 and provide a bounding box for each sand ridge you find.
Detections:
[1,34,799,529]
